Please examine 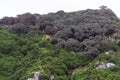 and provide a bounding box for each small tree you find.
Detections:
[99,5,108,10]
